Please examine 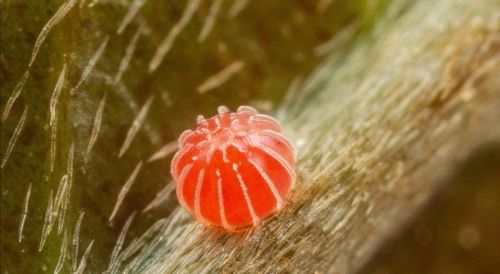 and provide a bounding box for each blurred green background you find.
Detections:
[361,143,500,274]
